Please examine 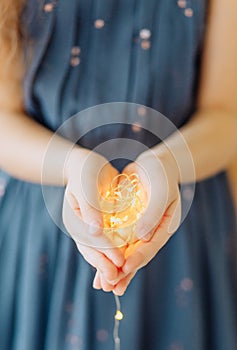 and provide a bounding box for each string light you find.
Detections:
[100,173,145,350]
[115,310,124,321]
[100,173,145,247]
[113,294,123,350]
